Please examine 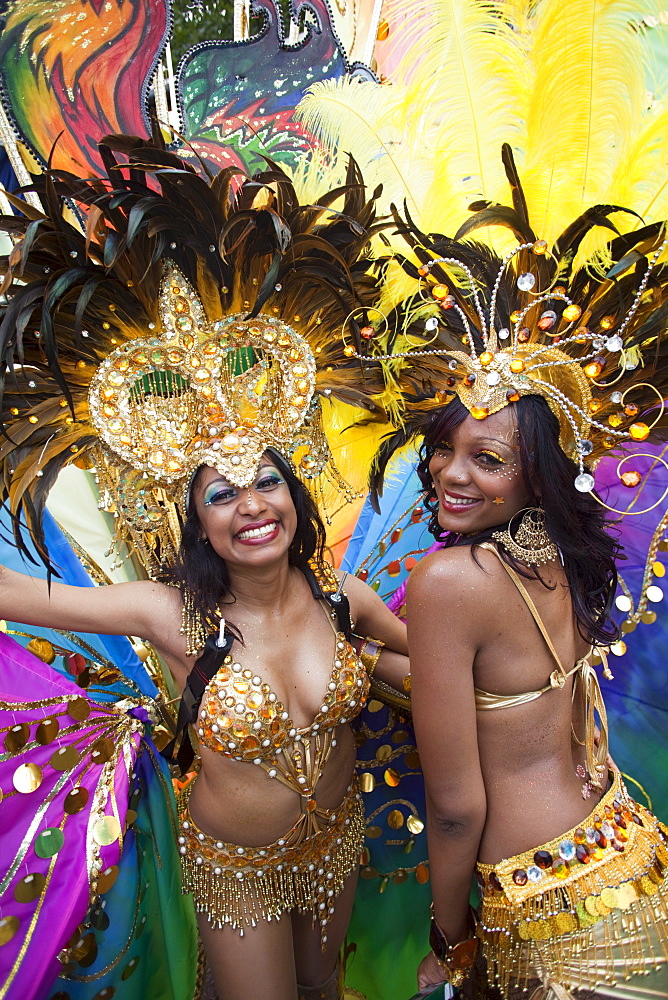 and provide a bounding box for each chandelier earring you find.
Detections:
[491,503,558,567]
